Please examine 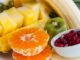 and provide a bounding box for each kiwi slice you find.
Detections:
[45,17,67,39]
